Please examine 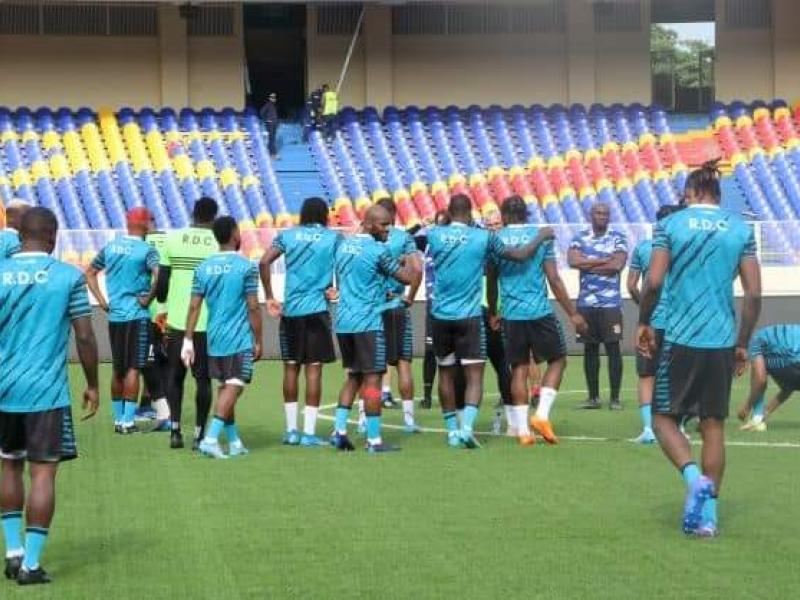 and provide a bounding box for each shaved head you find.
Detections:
[448,194,473,223]
[363,205,392,242]
[5,200,30,231]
